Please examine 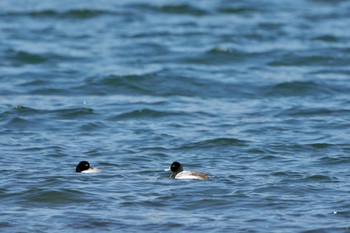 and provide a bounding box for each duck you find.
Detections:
[169,161,208,180]
[76,161,102,173]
